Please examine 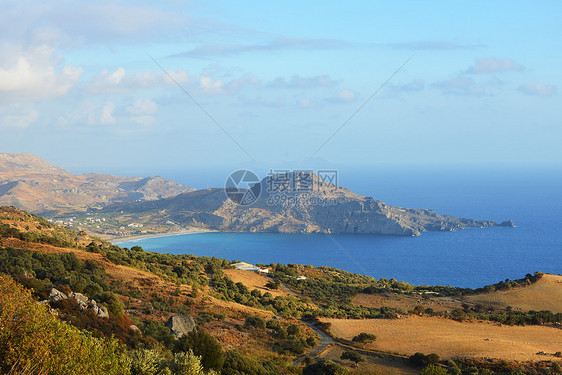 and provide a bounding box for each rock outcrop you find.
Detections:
[48,288,67,302]
[165,315,196,338]
[101,172,514,236]
[47,288,108,318]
